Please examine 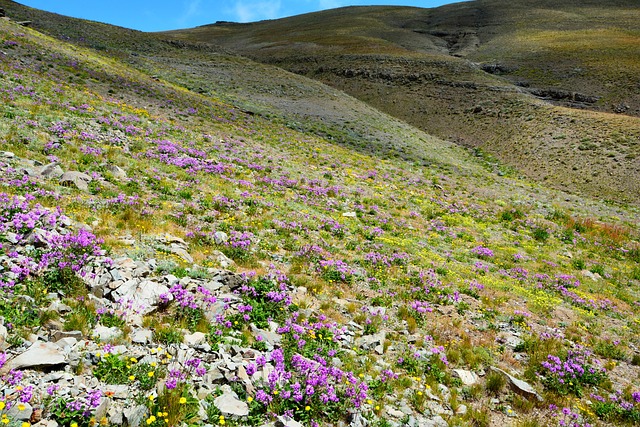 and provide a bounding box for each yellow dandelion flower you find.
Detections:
[305,406,311,411]
[148,371,154,377]
[0,402,4,410]
[22,423,30,427]
[17,404,26,411]
[247,397,253,403]
[129,375,136,381]
[179,397,187,404]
